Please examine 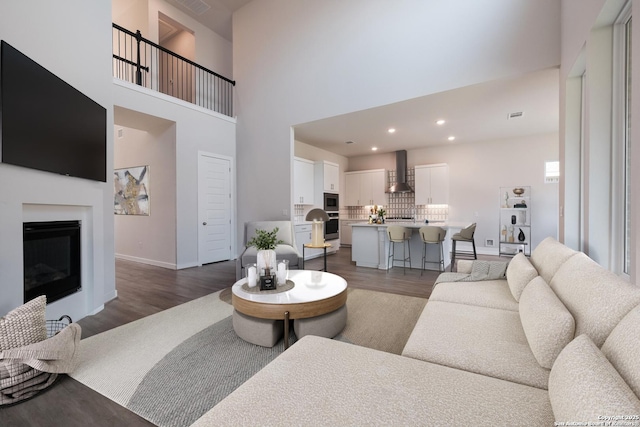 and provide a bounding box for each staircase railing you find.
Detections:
[112,23,235,117]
